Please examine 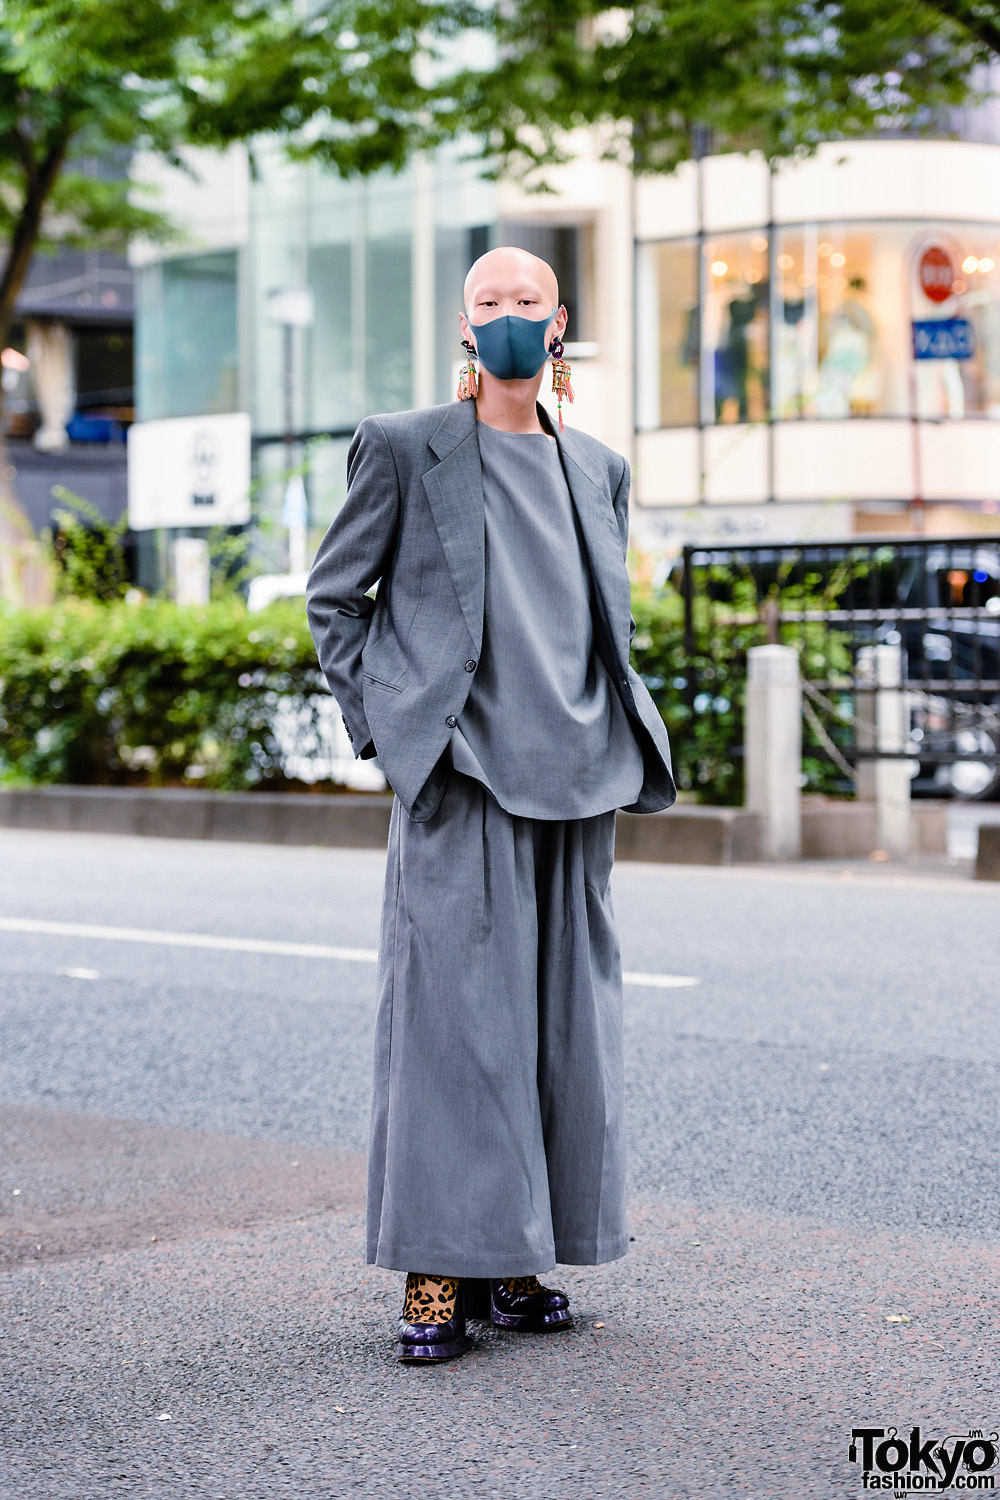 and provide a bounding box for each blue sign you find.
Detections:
[912,318,975,360]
